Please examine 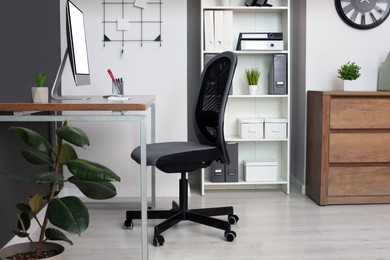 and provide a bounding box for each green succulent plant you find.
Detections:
[337,62,361,80]
[0,121,120,258]
[244,68,261,85]
[34,73,48,87]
